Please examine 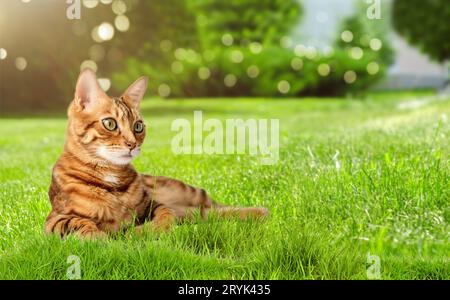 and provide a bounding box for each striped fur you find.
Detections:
[44,69,268,239]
